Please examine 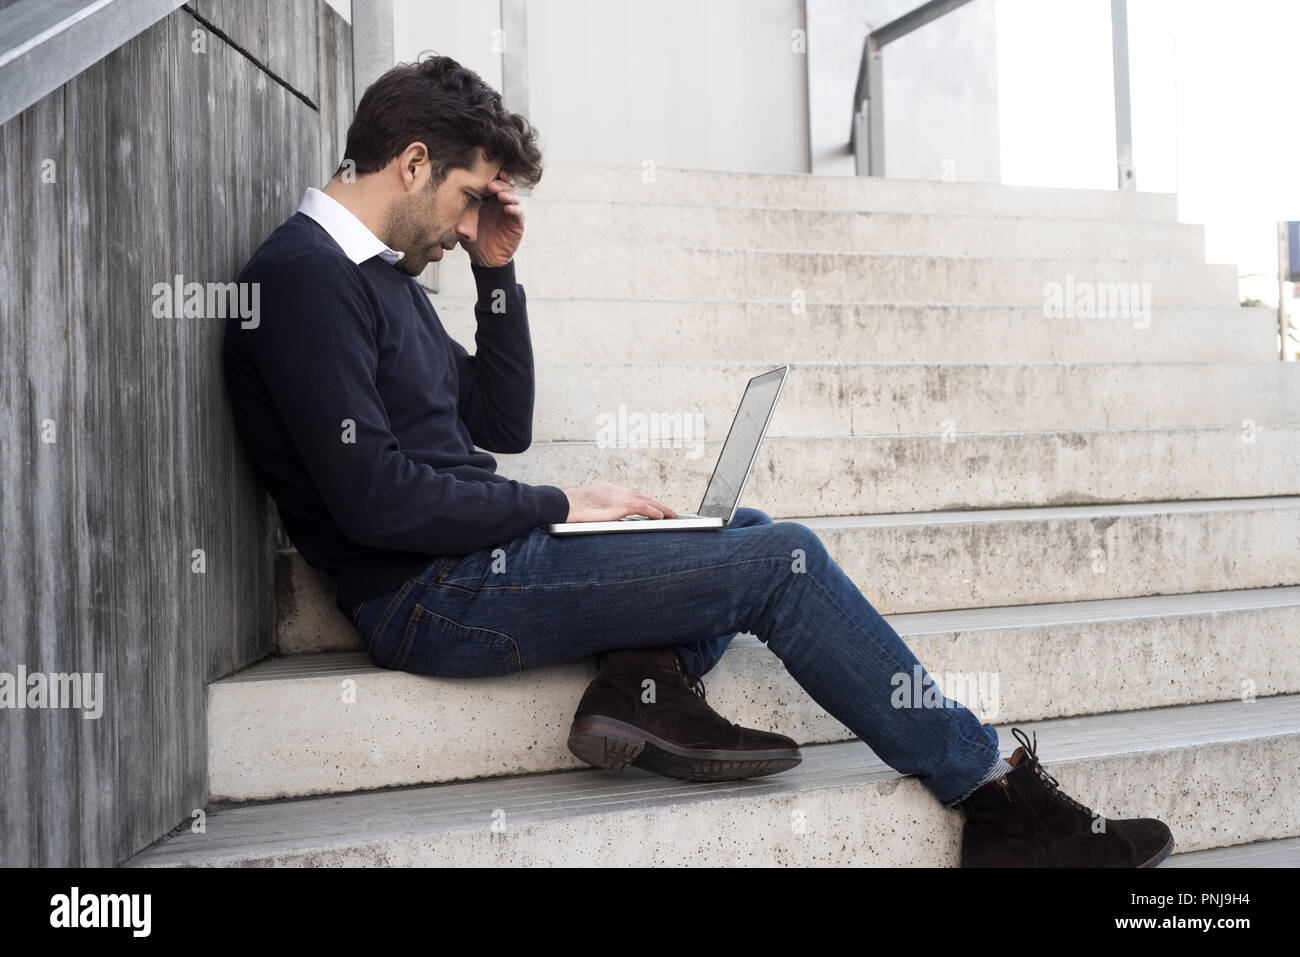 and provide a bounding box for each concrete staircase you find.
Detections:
[128,164,1300,866]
